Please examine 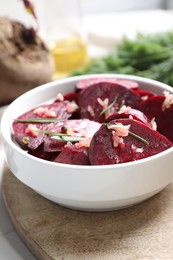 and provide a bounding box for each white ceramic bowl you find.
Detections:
[1,74,173,211]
